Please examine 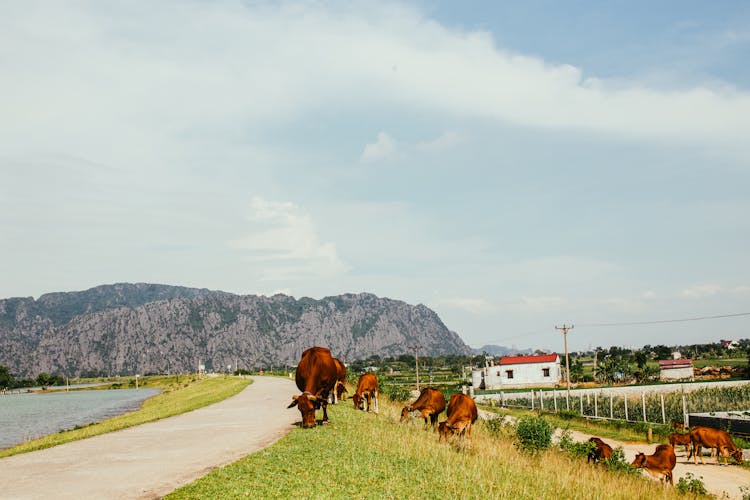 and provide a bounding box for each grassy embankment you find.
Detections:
[0,375,252,458]
[167,394,685,499]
